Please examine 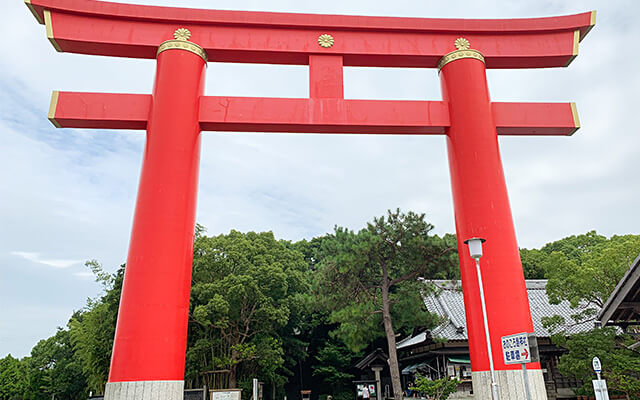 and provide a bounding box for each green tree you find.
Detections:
[28,328,87,399]
[519,231,609,279]
[519,248,547,279]
[68,261,124,394]
[543,234,640,328]
[188,230,310,390]
[541,230,607,262]
[533,232,640,397]
[0,354,28,400]
[312,339,360,395]
[553,328,640,398]
[315,209,456,400]
[410,374,459,400]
